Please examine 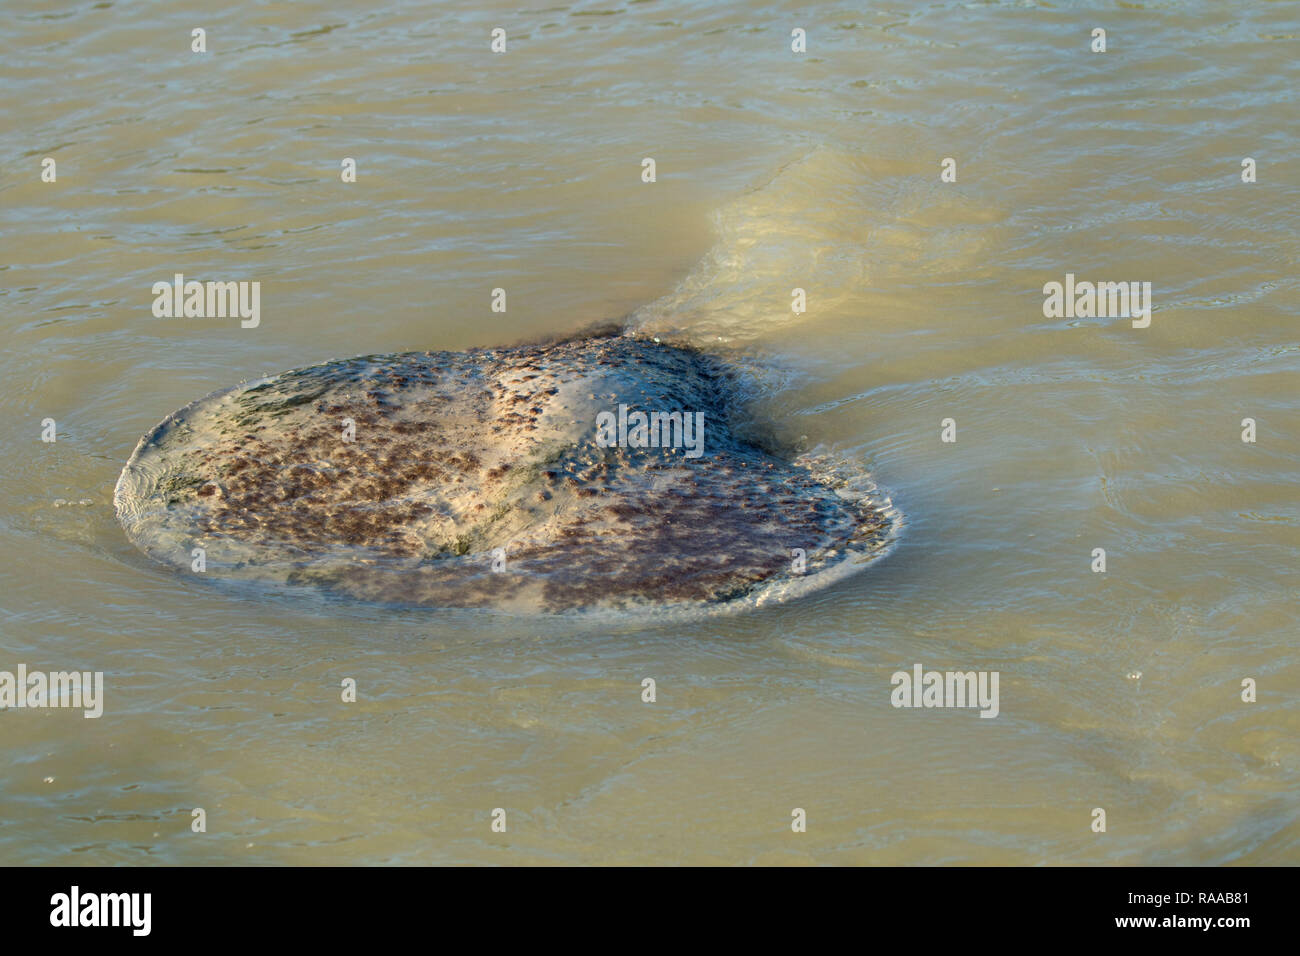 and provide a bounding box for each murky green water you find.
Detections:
[1,0,1296,864]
